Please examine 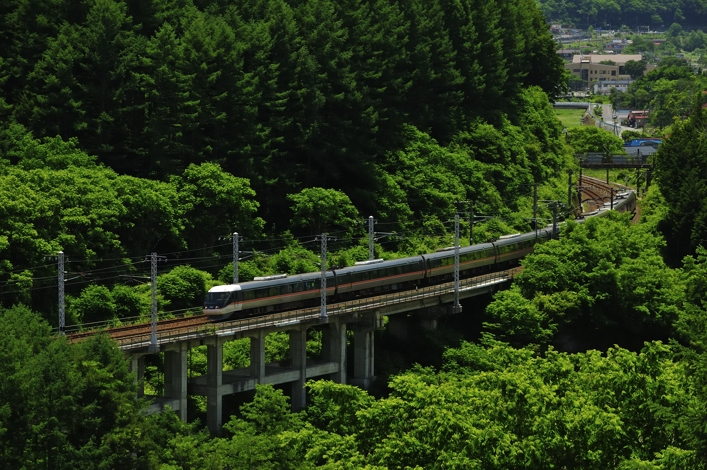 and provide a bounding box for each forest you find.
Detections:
[4,0,707,468]
[538,0,707,29]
